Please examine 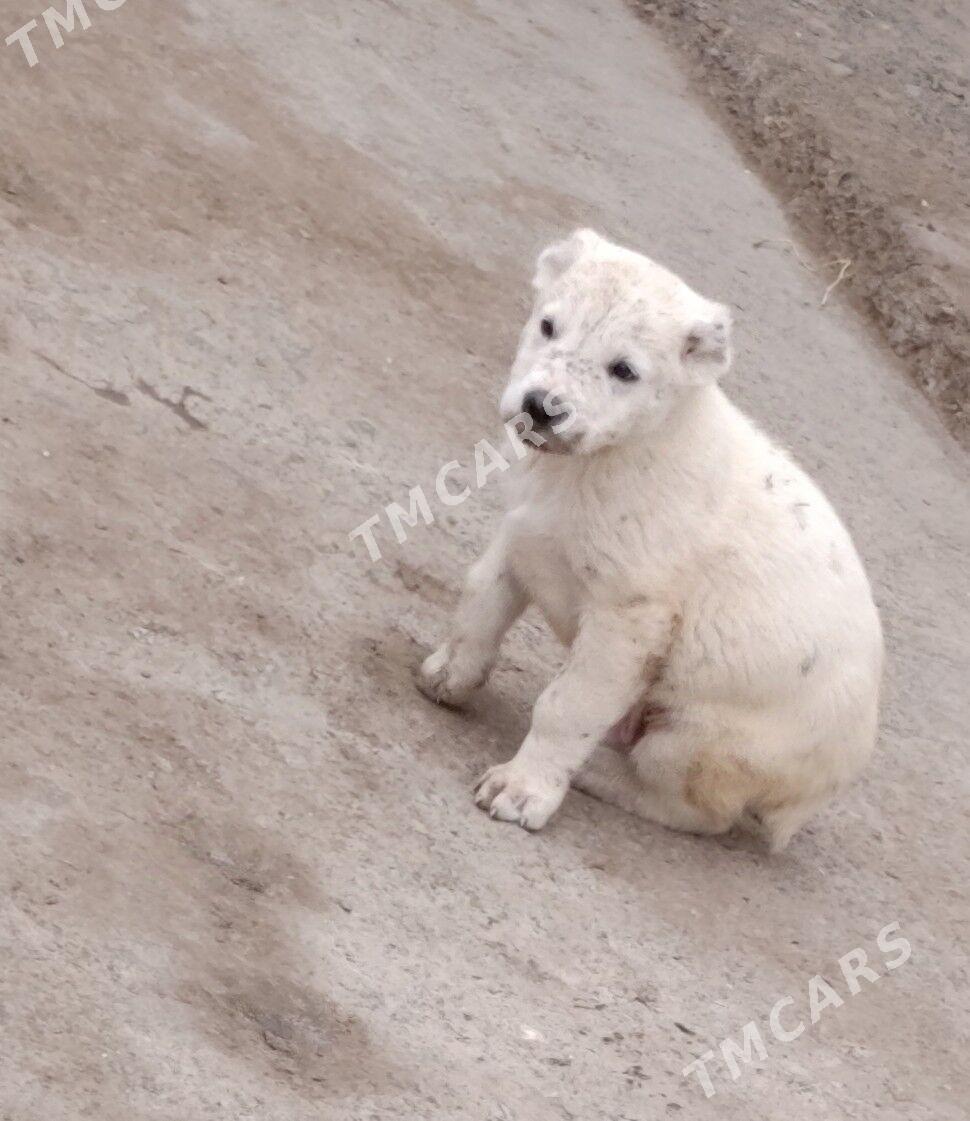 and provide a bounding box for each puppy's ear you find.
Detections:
[681,302,732,382]
[533,228,601,290]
